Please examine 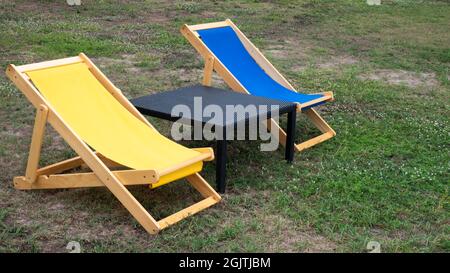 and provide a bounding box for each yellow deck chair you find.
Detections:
[5,53,221,234]
[181,19,336,153]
